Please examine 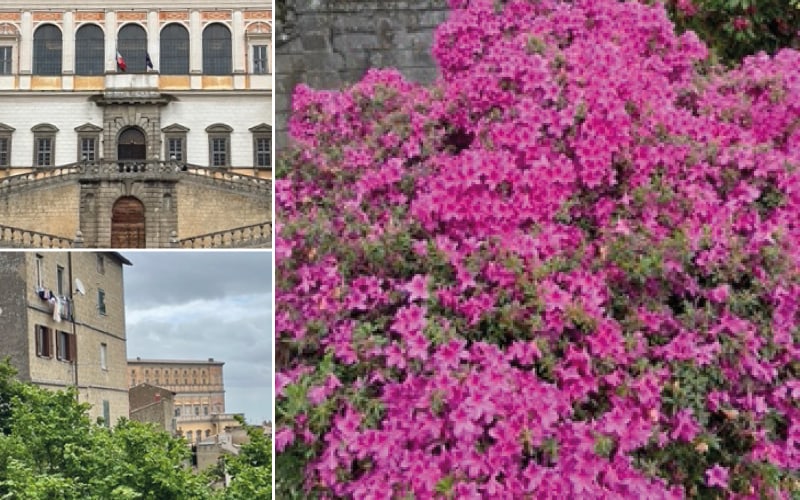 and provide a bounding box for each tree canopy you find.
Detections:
[0,359,272,499]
